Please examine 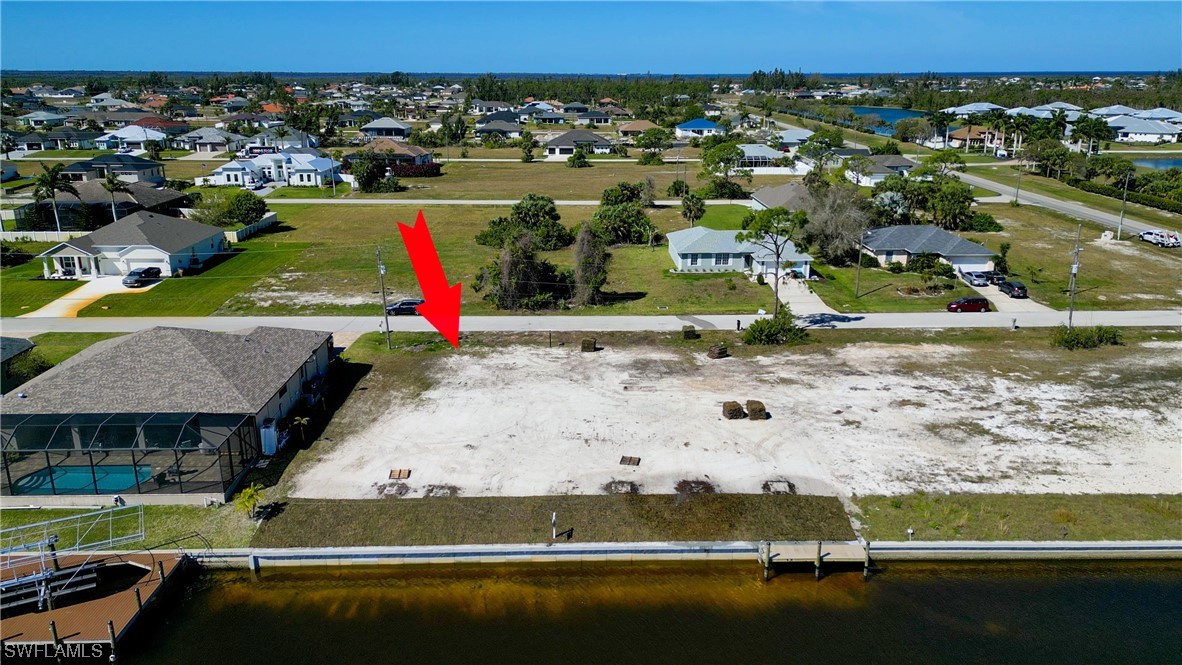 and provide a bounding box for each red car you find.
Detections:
[947,297,990,313]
